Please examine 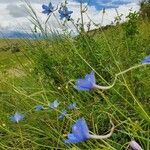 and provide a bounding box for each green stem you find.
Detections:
[89,119,114,139]
[96,63,149,90]
[80,1,85,32]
